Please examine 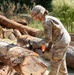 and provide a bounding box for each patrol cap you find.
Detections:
[31,5,48,17]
